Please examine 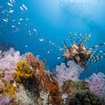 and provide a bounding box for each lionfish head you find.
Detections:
[62,48,72,59]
